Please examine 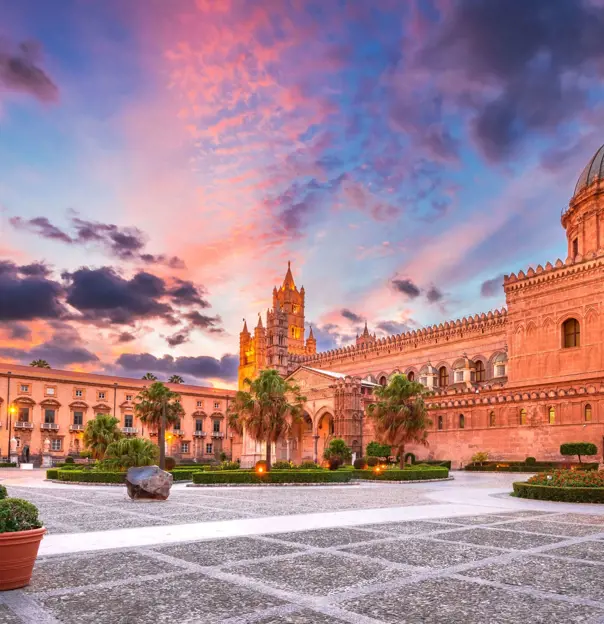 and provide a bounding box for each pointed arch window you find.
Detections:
[438,366,449,388]
[379,376,387,386]
[585,404,592,422]
[438,415,443,430]
[407,371,415,382]
[548,406,556,425]
[459,414,465,429]
[562,318,580,348]
[475,360,485,383]
[519,408,527,425]
[489,411,495,427]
